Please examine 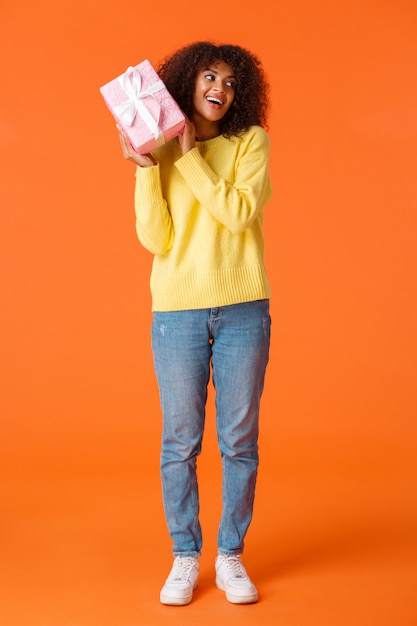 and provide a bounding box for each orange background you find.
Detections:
[1,1,416,624]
